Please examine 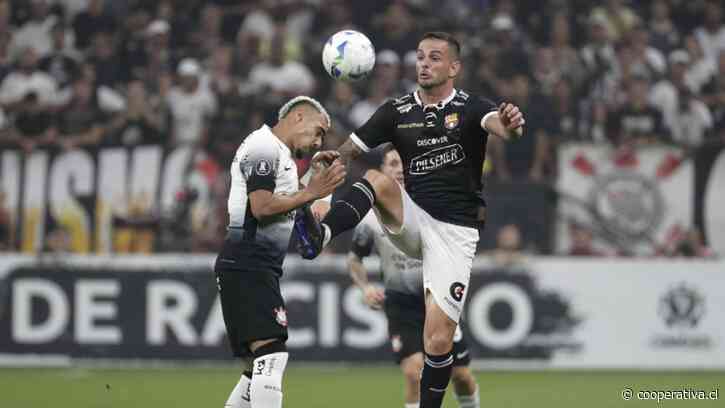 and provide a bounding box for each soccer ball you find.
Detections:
[322,30,376,81]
